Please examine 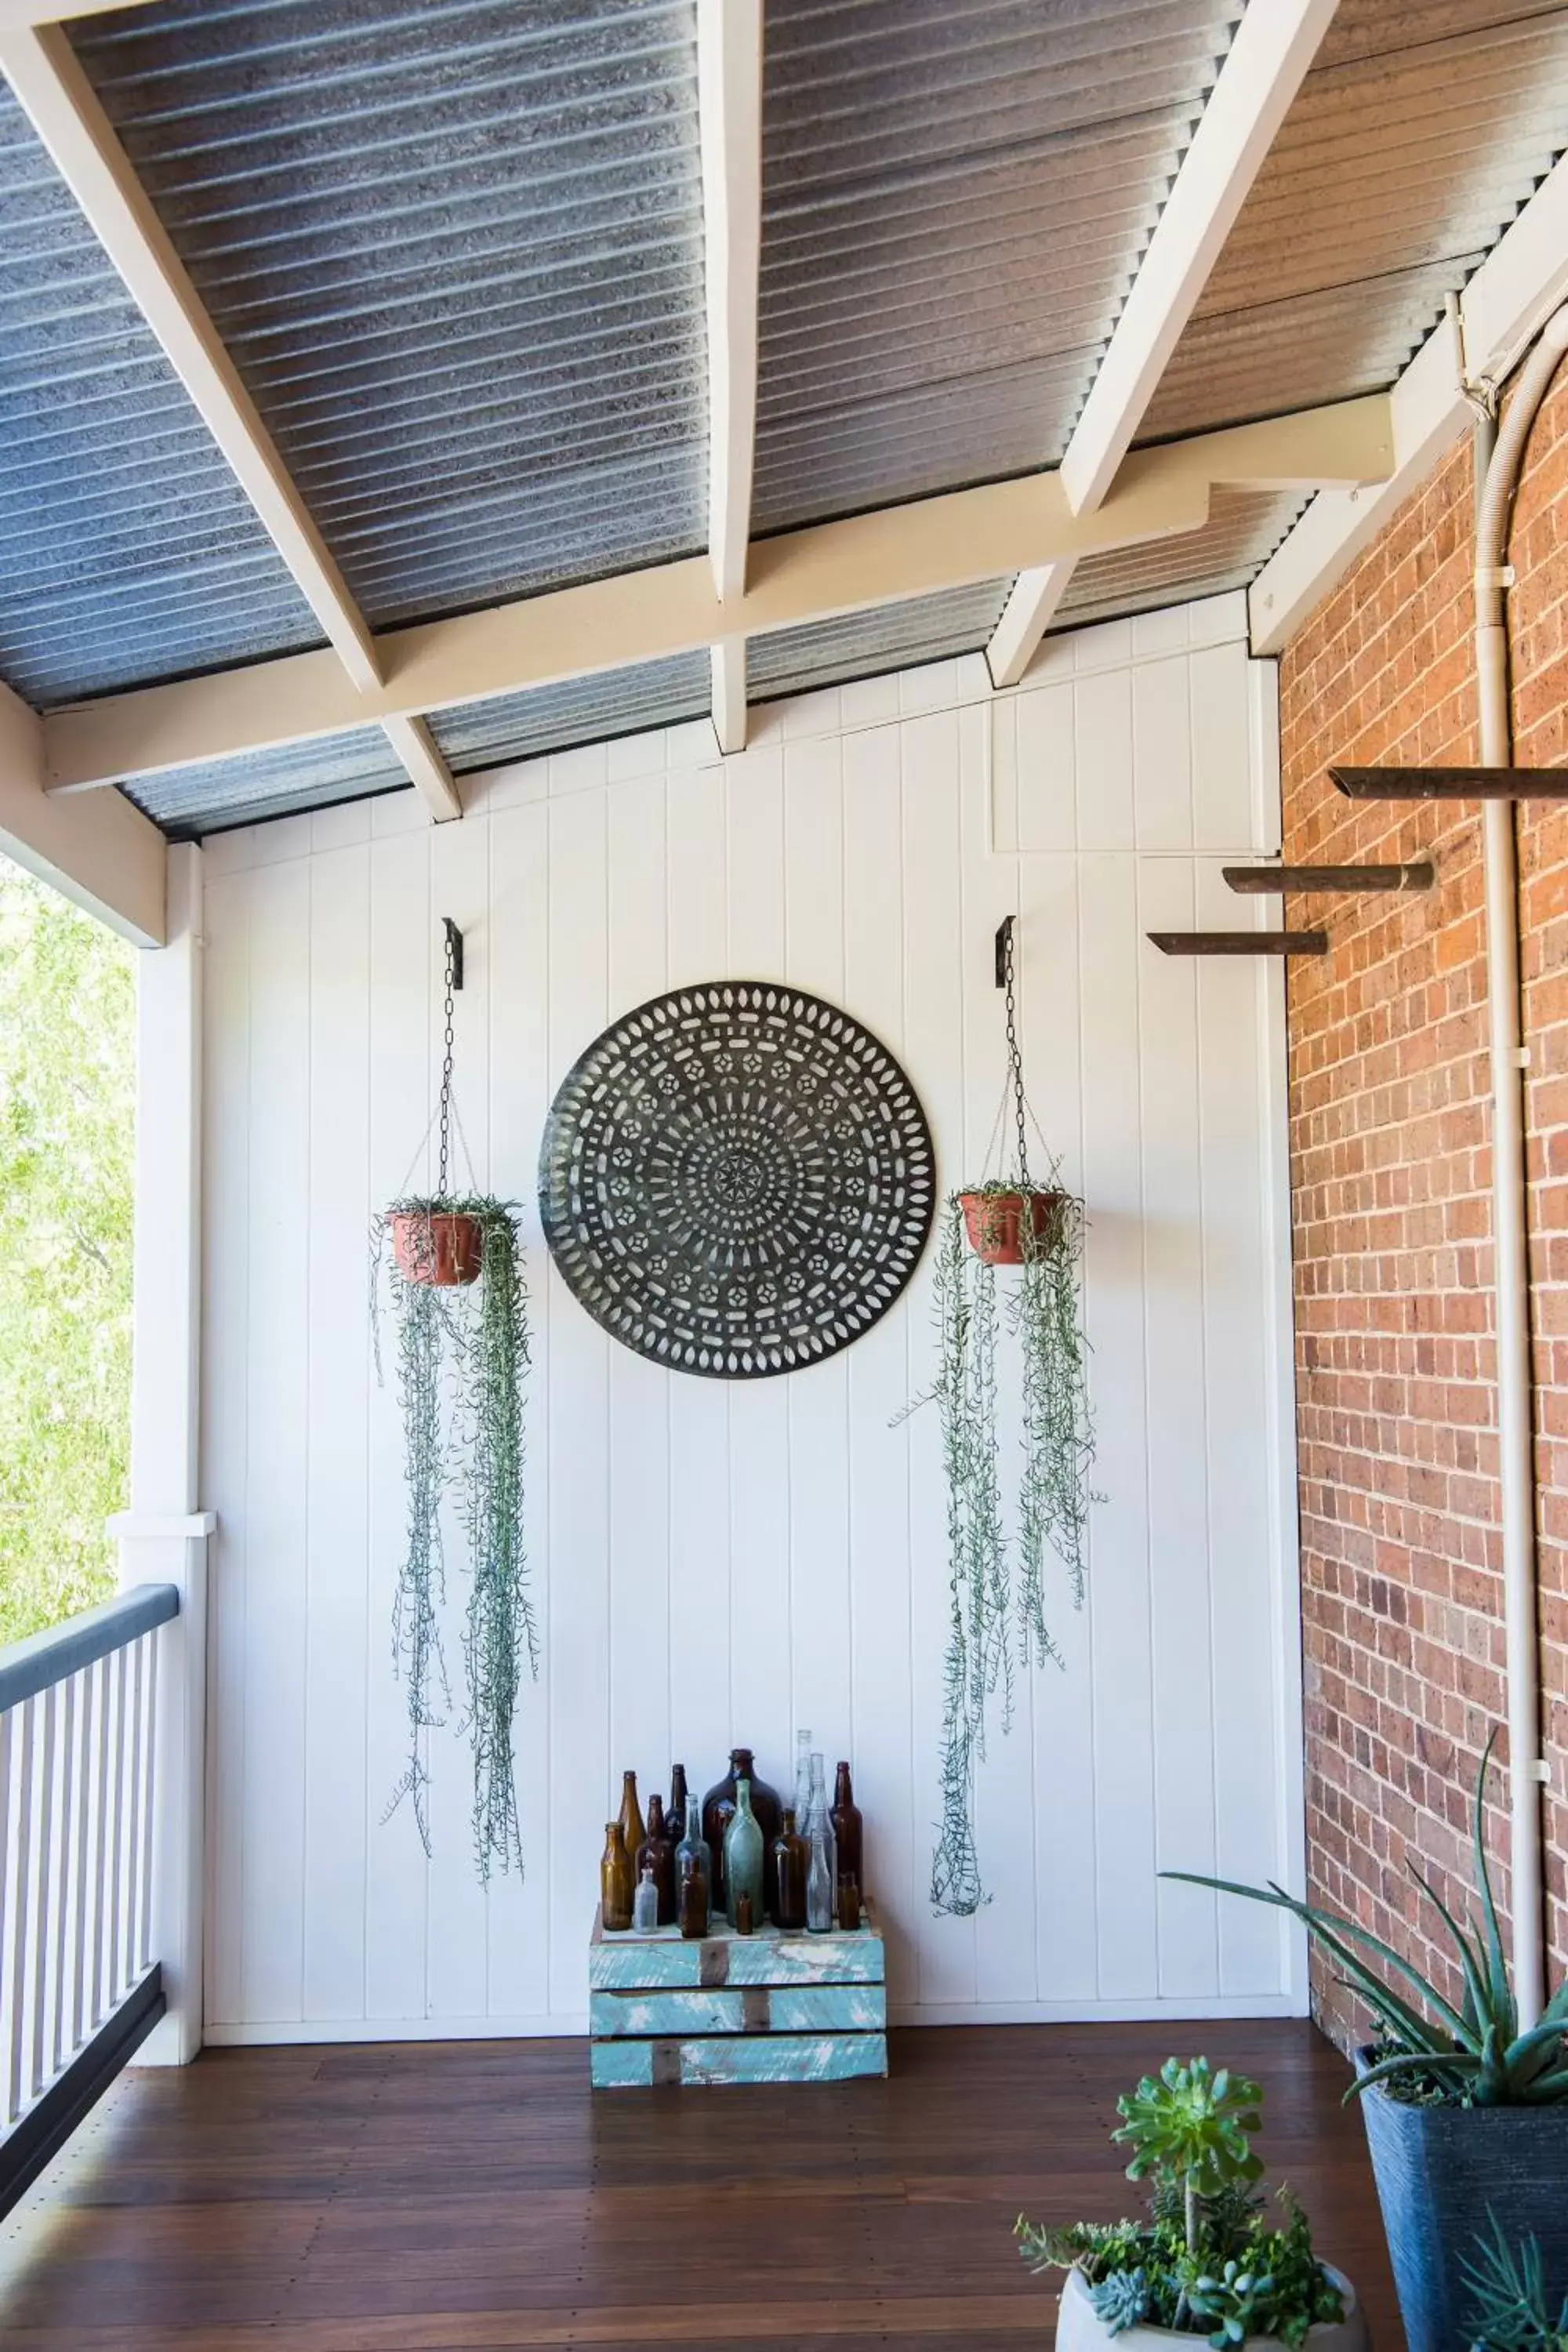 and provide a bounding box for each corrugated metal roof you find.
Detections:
[747,579,1013,700]
[118,724,408,837]
[1054,490,1308,630]
[0,78,321,707]
[429,650,710,769]
[751,0,1241,534]
[71,0,709,630]
[1140,2,1568,444]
